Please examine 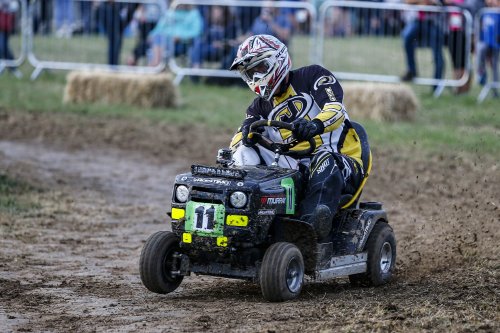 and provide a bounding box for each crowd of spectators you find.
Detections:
[24,0,305,70]
[318,0,498,95]
[135,1,298,72]
[0,0,499,94]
